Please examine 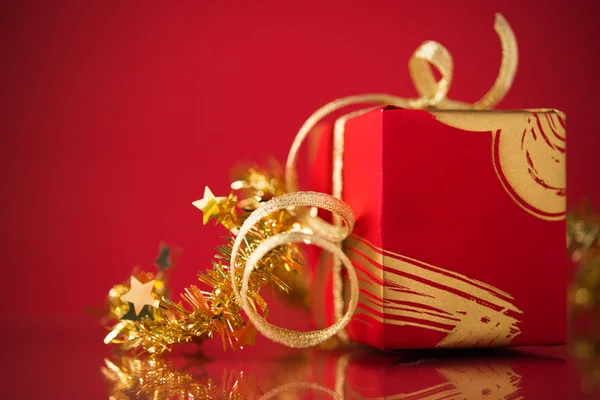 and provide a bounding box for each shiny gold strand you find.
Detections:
[103,164,308,355]
[568,203,600,394]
